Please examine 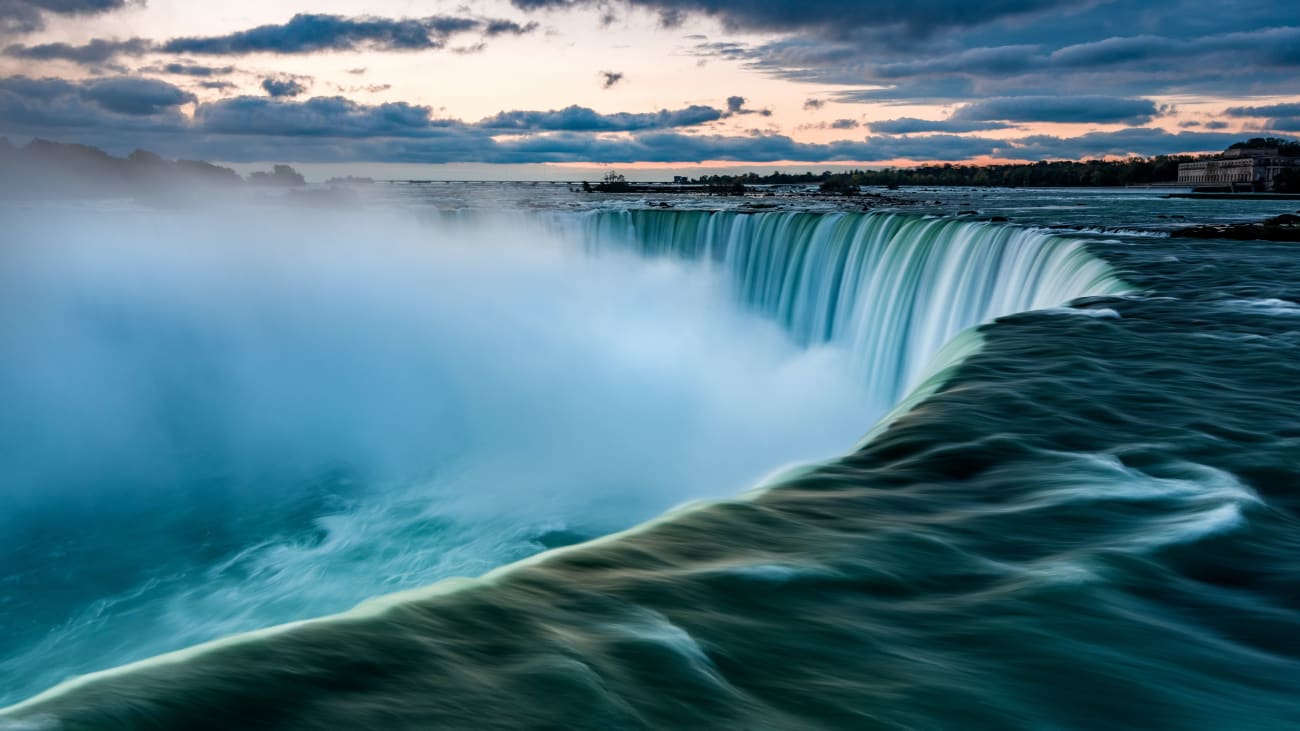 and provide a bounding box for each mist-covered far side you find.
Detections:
[0,136,315,201]
[0,202,873,704]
